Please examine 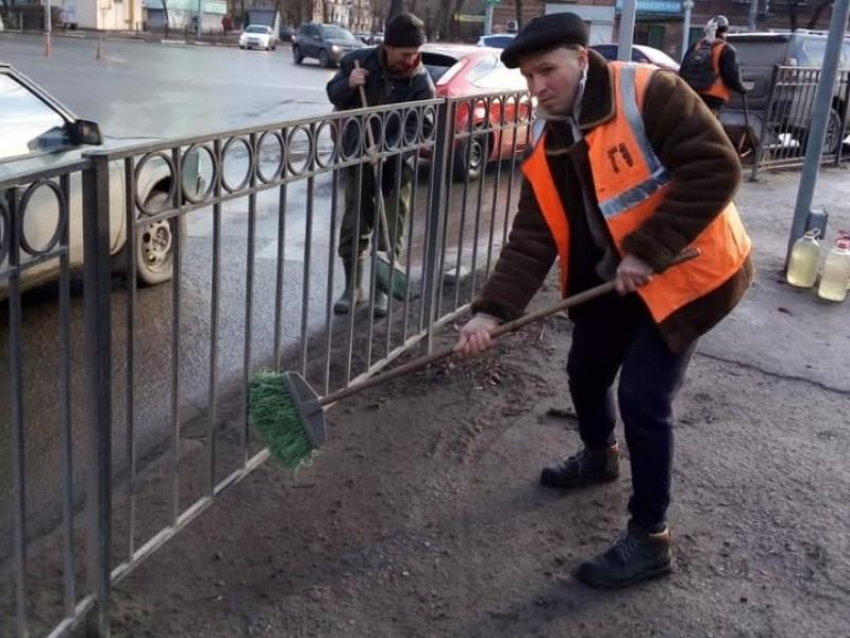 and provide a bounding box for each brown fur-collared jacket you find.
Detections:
[471,50,754,354]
